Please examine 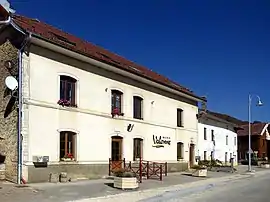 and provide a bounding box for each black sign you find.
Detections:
[152,135,171,147]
